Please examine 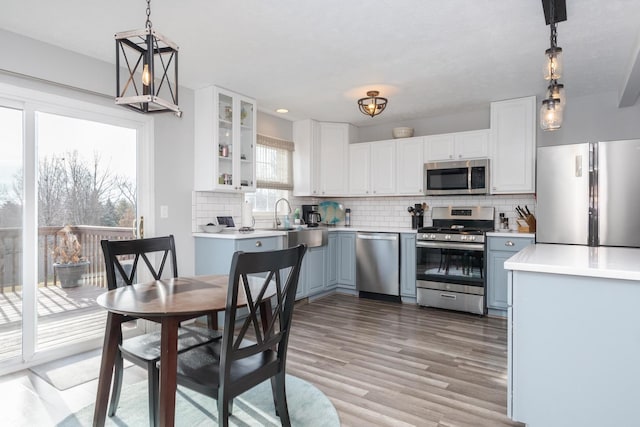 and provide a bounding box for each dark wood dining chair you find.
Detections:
[101,235,221,427]
[172,244,306,427]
